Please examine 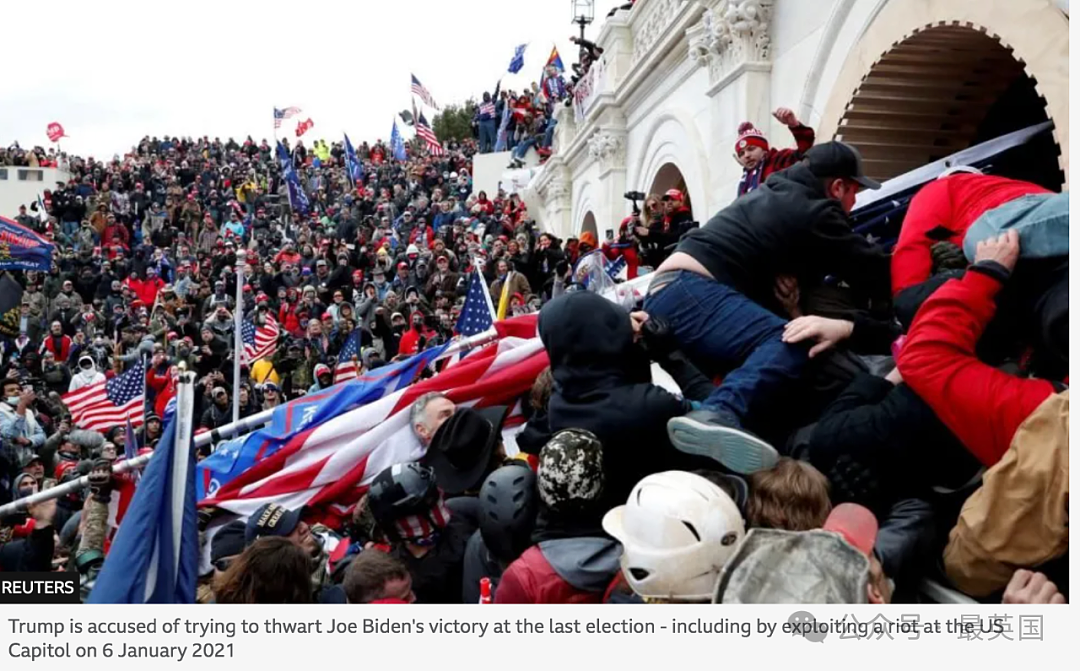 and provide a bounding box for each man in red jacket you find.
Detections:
[898,229,1059,467]
[898,230,1068,596]
[735,107,816,197]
